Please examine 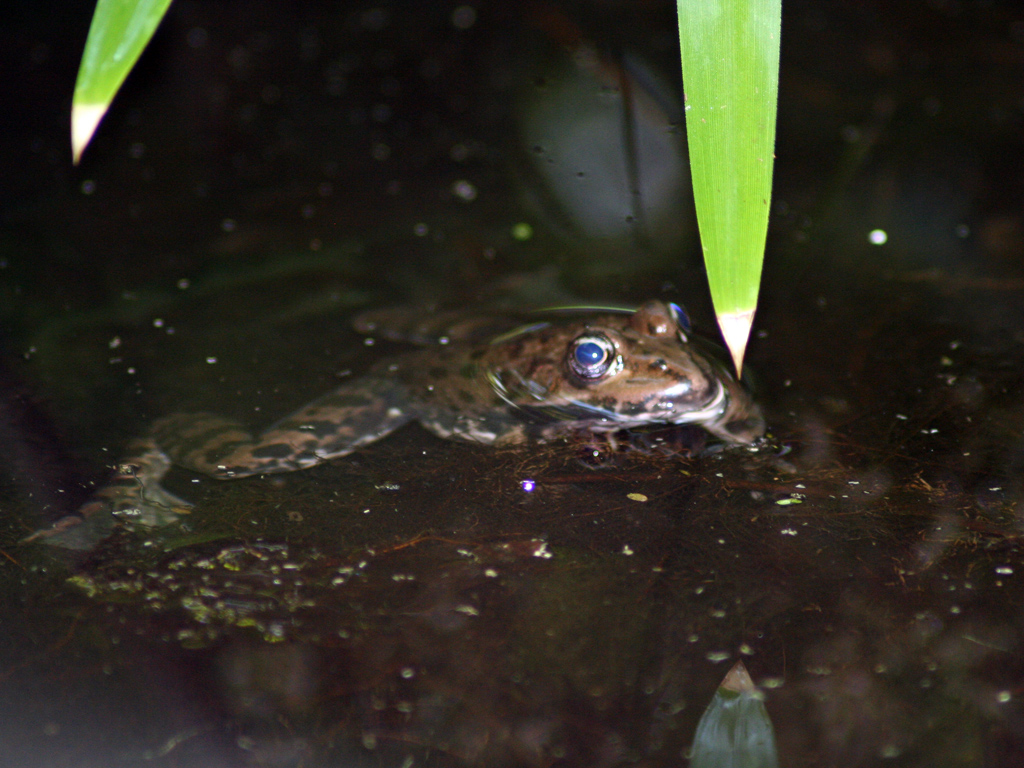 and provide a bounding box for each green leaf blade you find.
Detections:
[677,0,781,374]
[71,0,174,164]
